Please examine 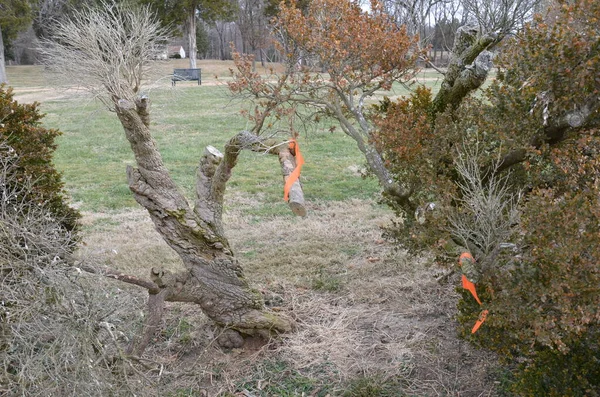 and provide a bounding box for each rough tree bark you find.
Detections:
[40,2,301,356]
[431,25,498,116]
[110,98,298,354]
